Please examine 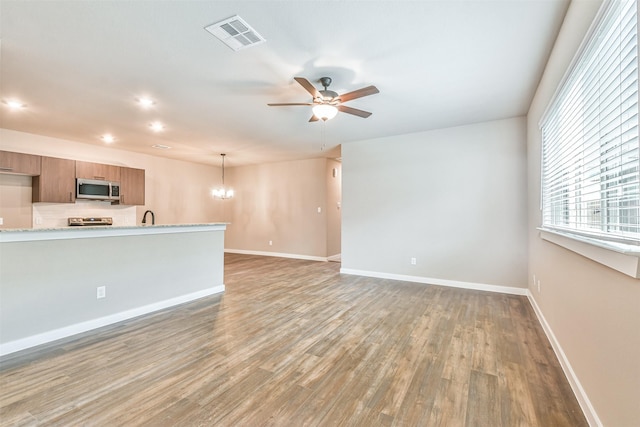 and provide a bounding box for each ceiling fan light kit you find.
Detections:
[268,76,379,122]
[312,104,338,121]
